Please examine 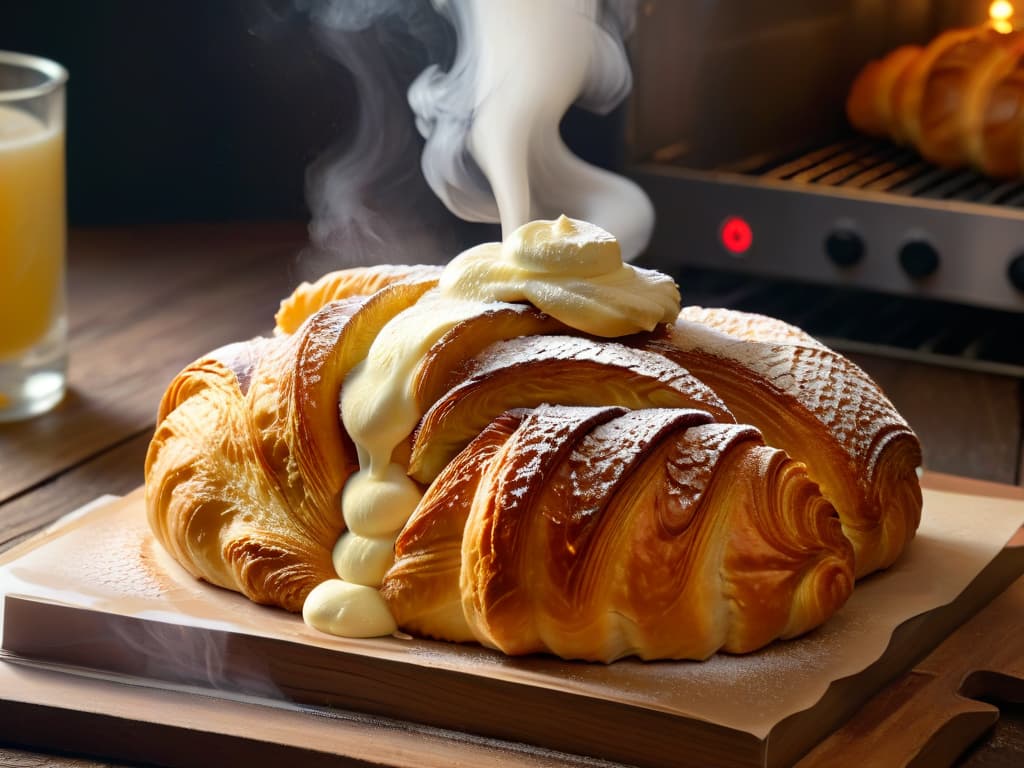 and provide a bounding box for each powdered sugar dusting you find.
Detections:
[11,513,168,602]
[679,306,825,349]
[496,405,625,511]
[668,315,912,465]
[664,424,759,524]
[566,410,712,522]
[466,335,730,417]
